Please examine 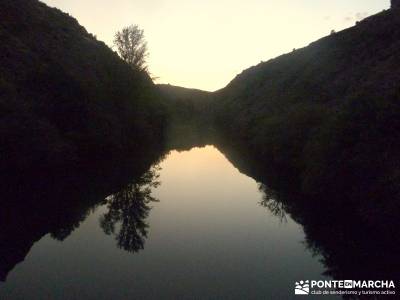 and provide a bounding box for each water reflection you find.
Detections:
[100,165,161,253]
[258,184,287,223]
[0,150,164,282]
[219,138,400,290]
[0,123,399,299]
